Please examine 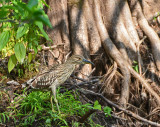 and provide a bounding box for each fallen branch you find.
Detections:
[29,44,64,52]
[60,78,99,92]
[7,80,20,86]
[79,89,160,127]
